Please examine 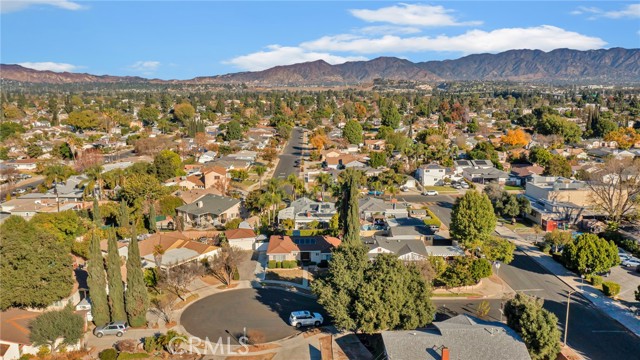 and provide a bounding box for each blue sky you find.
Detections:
[1,1,639,79]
